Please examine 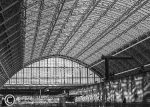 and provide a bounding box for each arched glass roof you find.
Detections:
[5,57,101,86]
[0,0,150,87]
